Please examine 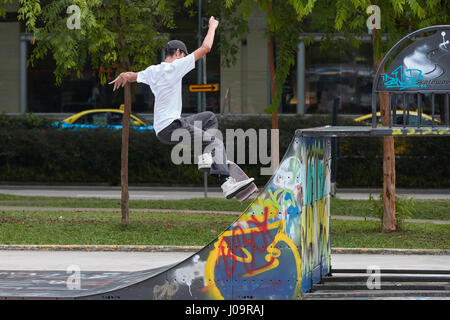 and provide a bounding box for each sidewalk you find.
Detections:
[1,205,449,225]
[0,185,449,200]
[0,250,448,272]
